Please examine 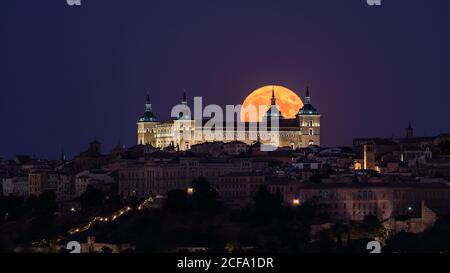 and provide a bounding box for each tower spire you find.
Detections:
[60,148,66,162]
[145,92,152,111]
[178,89,190,120]
[406,121,413,138]
[182,89,187,105]
[271,86,276,105]
[305,87,311,104]
[264,86,282,119]
[297,86,318,116]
